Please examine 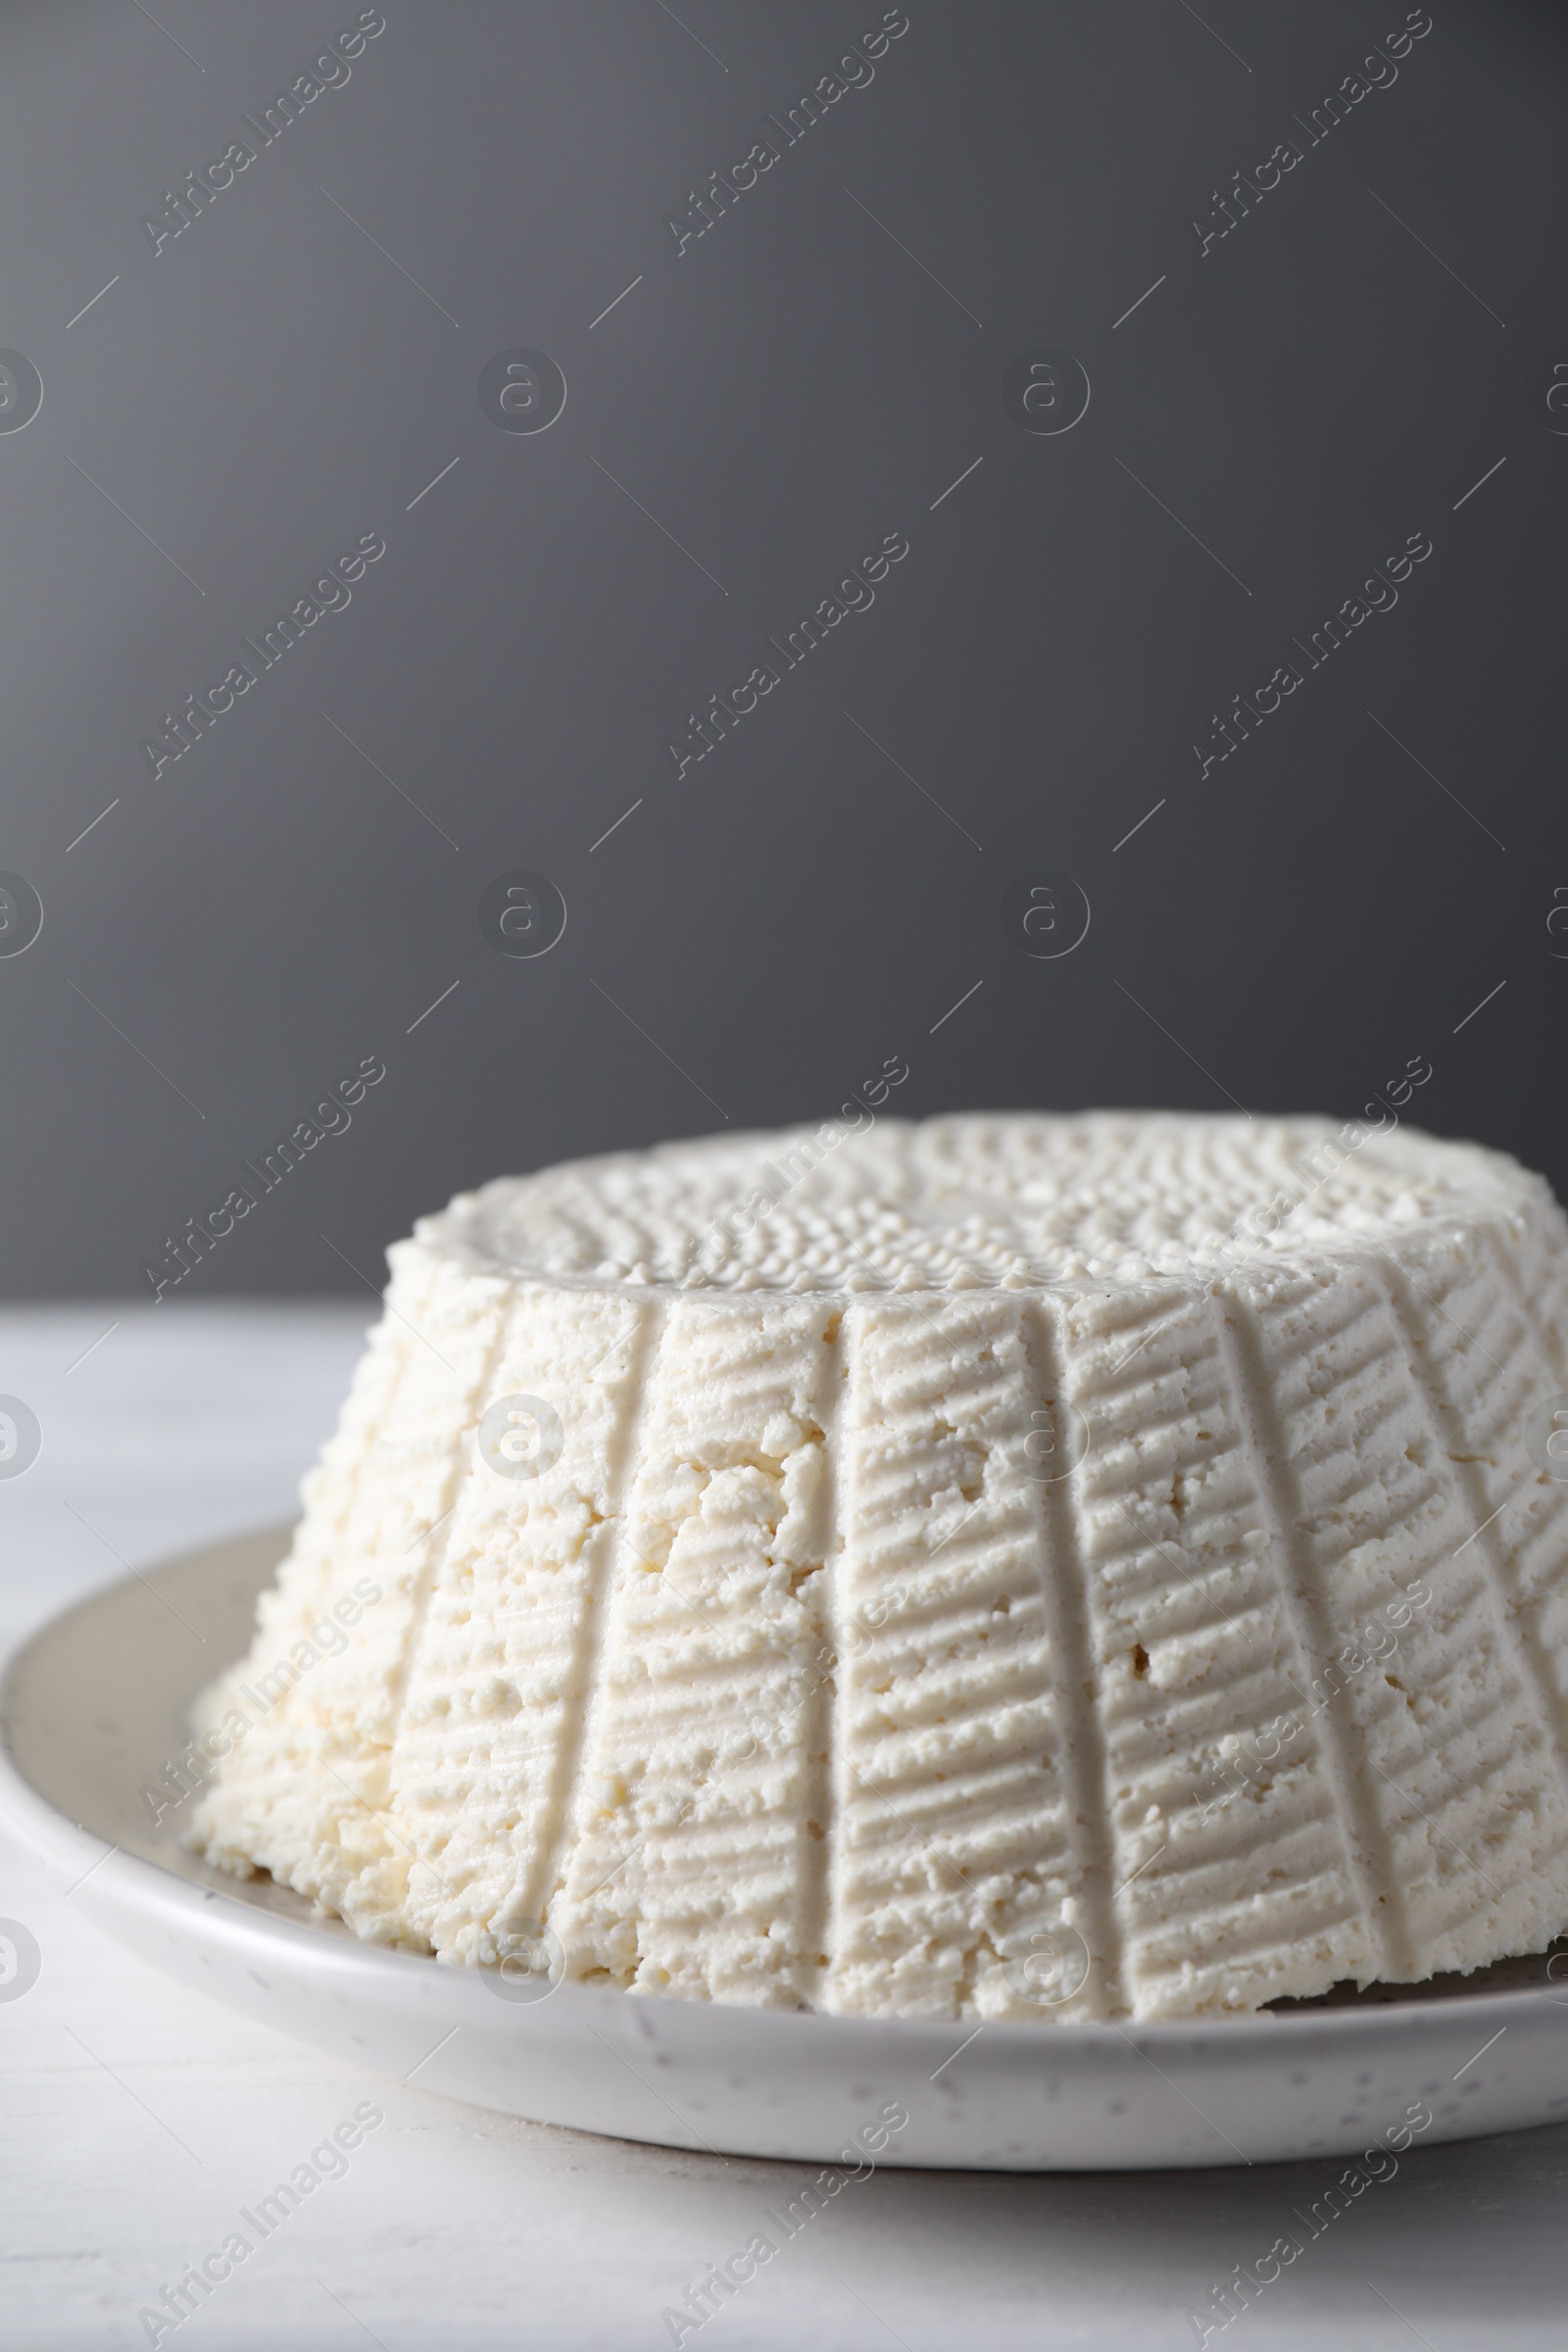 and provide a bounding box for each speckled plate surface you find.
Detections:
[4,1527,1567,2171]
